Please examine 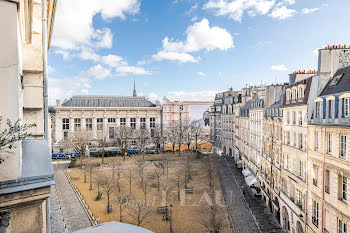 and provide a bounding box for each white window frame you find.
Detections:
[97,118,103,131]
[74,118,81,131]
[338,219,347,233]
[328,133,332,154]
[340,135,346,159]
[86,118,92,131]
